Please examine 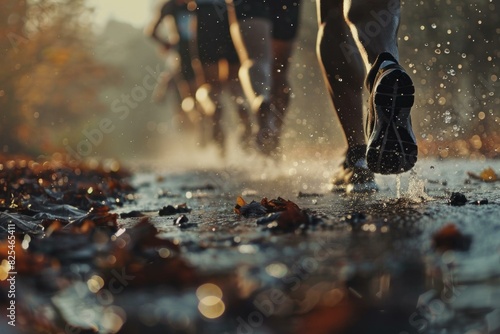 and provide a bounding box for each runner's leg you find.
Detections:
[317,0,365,148]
